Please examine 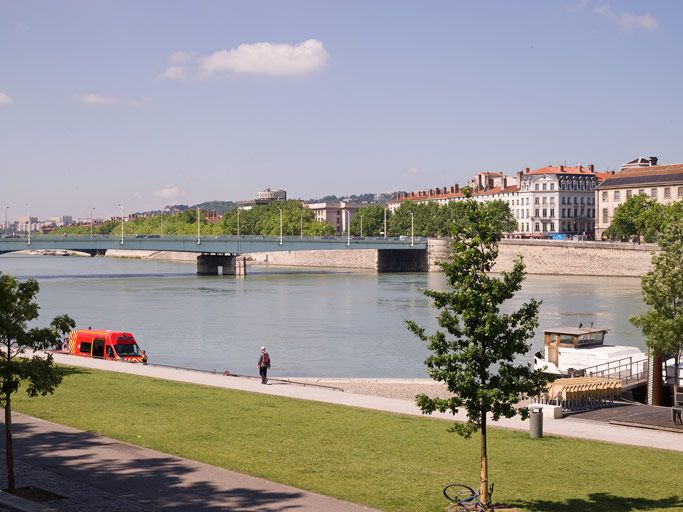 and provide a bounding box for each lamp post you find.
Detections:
[4,206,8,236]
[90,208,95,238]
[196,206,201,245]
[26,203,30,245]
[119,204,124,245]
[410,211,414,247]
[300,212,303,239]
[360,214,364,238]
[346,211,351,246]
[160,209,164,237]
[278,207,283,245]
[384,208,387,239]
